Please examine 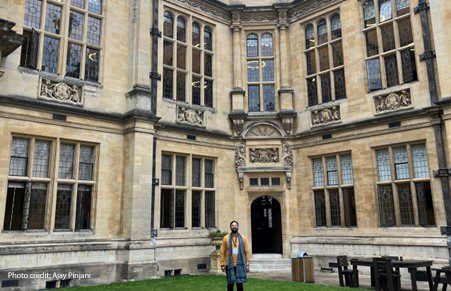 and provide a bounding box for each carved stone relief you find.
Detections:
[241,12,278,23]
[289,0,339,20]
[39,78,83,105]
[249,148,279,163]
[166,0,231,24]
[177,105,204,126]
[245,123,282,138]
[281,141,293,168]
[281,117,294,135]
[235,142,246,168]
[374,90,412,113]
[232,119,245,137]
[311,106,341,126]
